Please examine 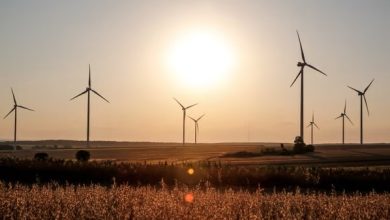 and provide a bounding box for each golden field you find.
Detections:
[1,183,389,219]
